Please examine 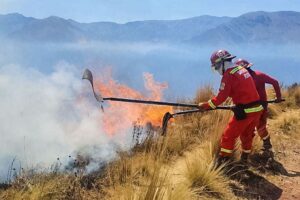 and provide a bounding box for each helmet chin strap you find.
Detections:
[216,64,224,75]
[217,61,233,75]
[222,62,225,75]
